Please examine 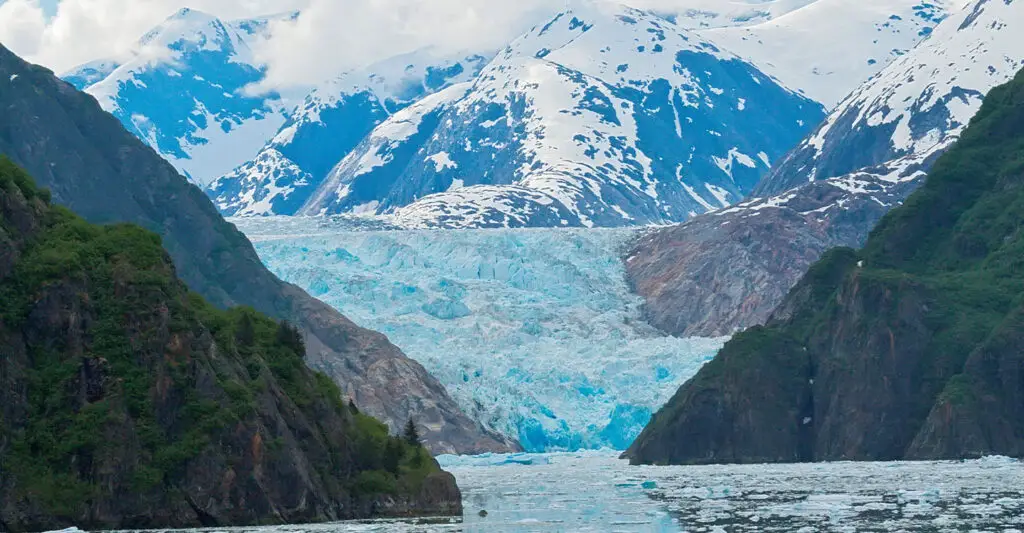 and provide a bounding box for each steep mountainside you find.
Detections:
[703,0,965,107]
[0,159,460,531]
[63,8,294,186]
[0,44,514,455]
[757,0,1021,196]
[299,1,823,228]
[626,66,1024,465]
[626,0,1023,338]
[208,51,490,216]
